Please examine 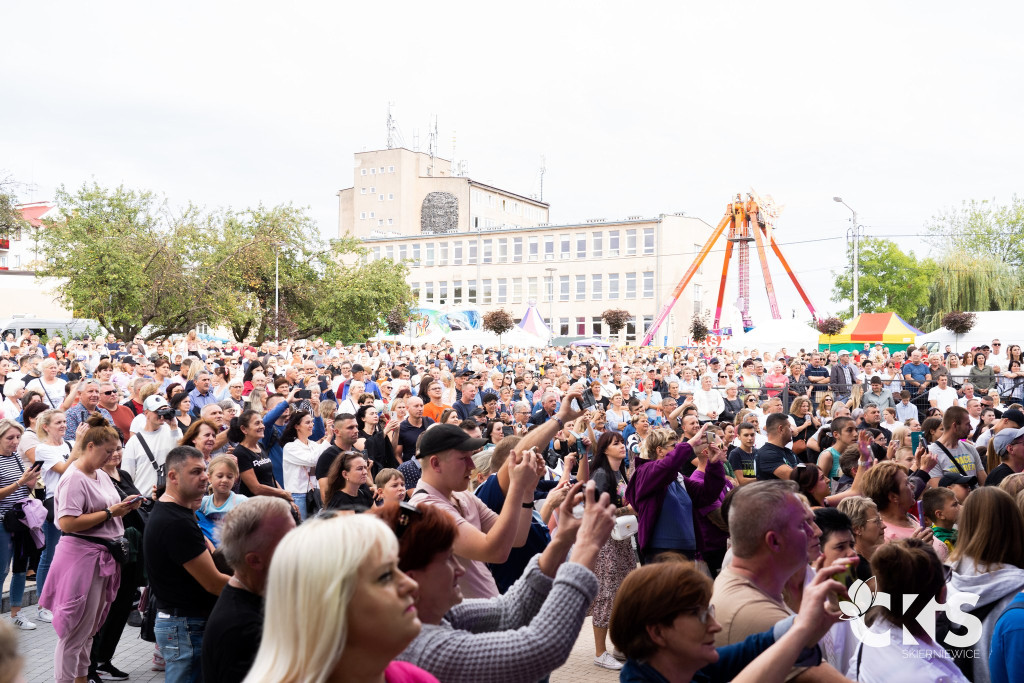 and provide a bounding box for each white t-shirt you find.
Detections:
[26,377,66,410]
[927,440,985,480]
[928,386,960,411]
[122,425,183,496]
[35,441,72,498]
